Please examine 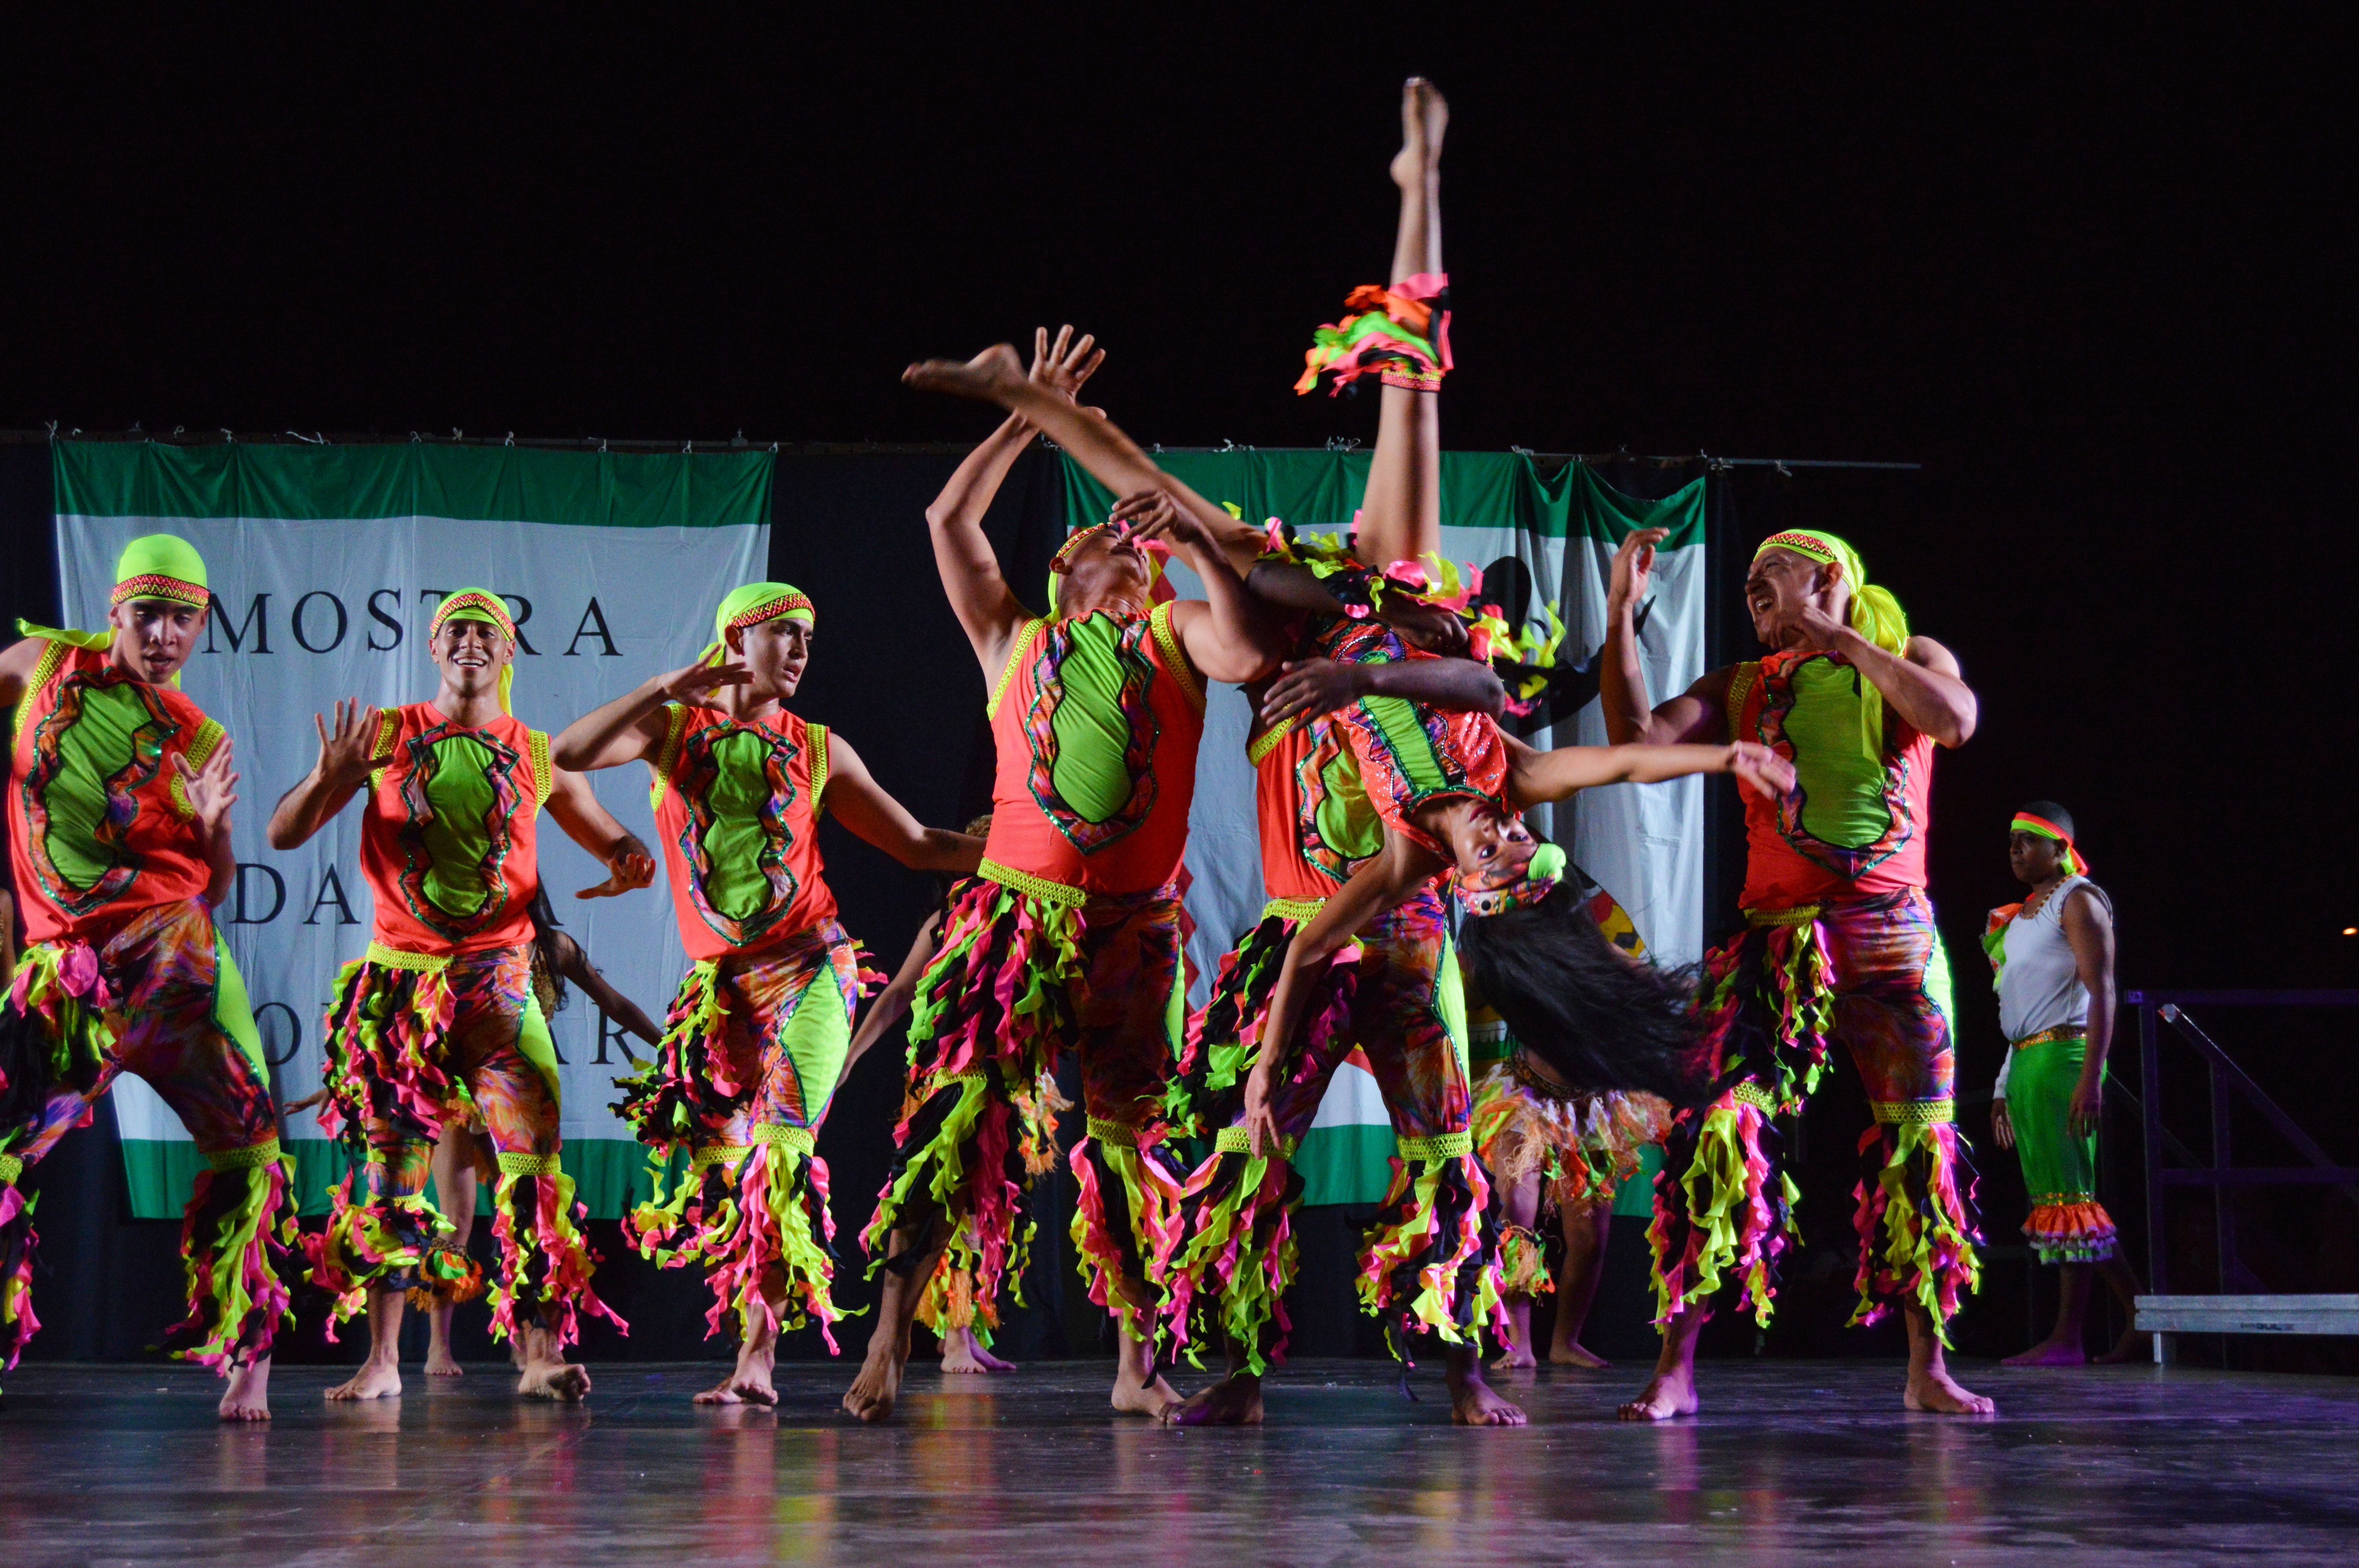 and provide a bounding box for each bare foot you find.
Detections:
[1446,1357,1527,1427]
[423,1346,464,1377]
[842,1341,905,1424]
[1164,1372,1263,1426]
[2095,1328,2154,1365]
[1390,76,1450,190]
[1905,1367,1996,1415]
[1490,1341,1537,1371]
[1617,1366,1698,1421]
[2003,1338,2089,1368]
[517,1359,591,1401]
[218,1356,272,1421]
[902,344,1026,405]
[695,1342,778,1406]
[327,1357,402,1402]
[1548,1341,1611,1370]
[1111,1365,1181,1419]
[940,1328,1016,1374]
